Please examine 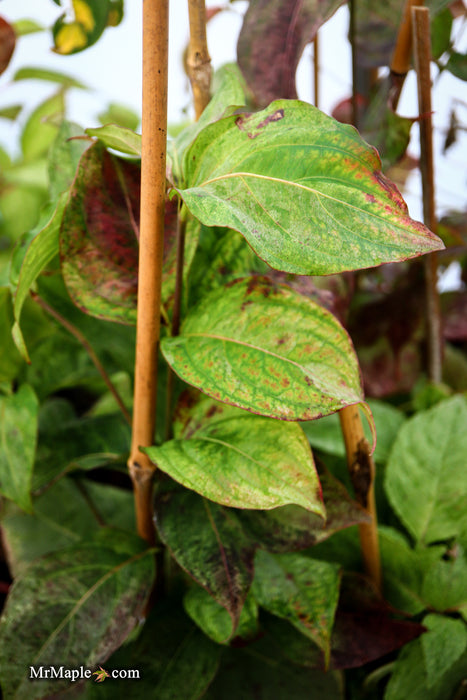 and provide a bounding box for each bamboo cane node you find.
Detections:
[349,438,374,509]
